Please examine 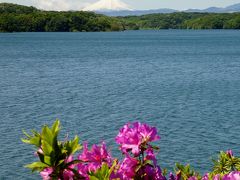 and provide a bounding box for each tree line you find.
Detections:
[121,12,240,30]
[0,3,124,32]
[1,3,240,32]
